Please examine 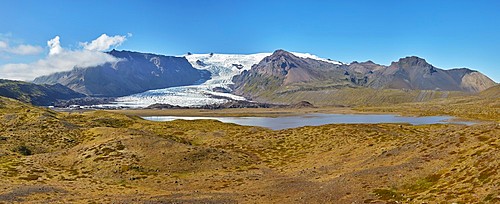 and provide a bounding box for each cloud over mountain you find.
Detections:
[0,34,129,81]
[80,33,129,51]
